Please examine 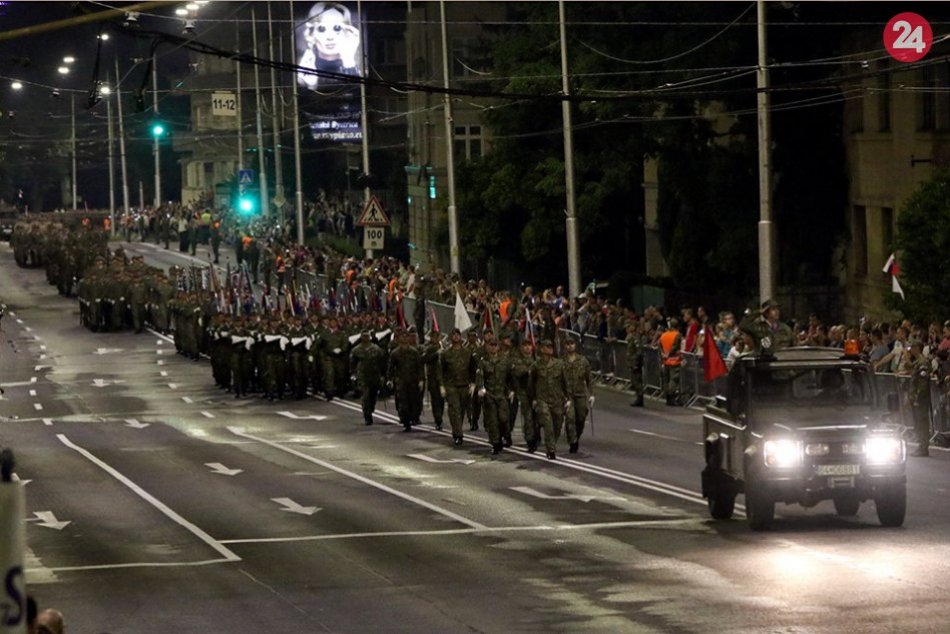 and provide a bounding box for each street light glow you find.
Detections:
[175,7,188,16]
[10,81,22,90]
[98,33,110,41]
[57,66,70,75]
[185,2,199,10]
[99,84,111,95]
[63,56,75,64]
